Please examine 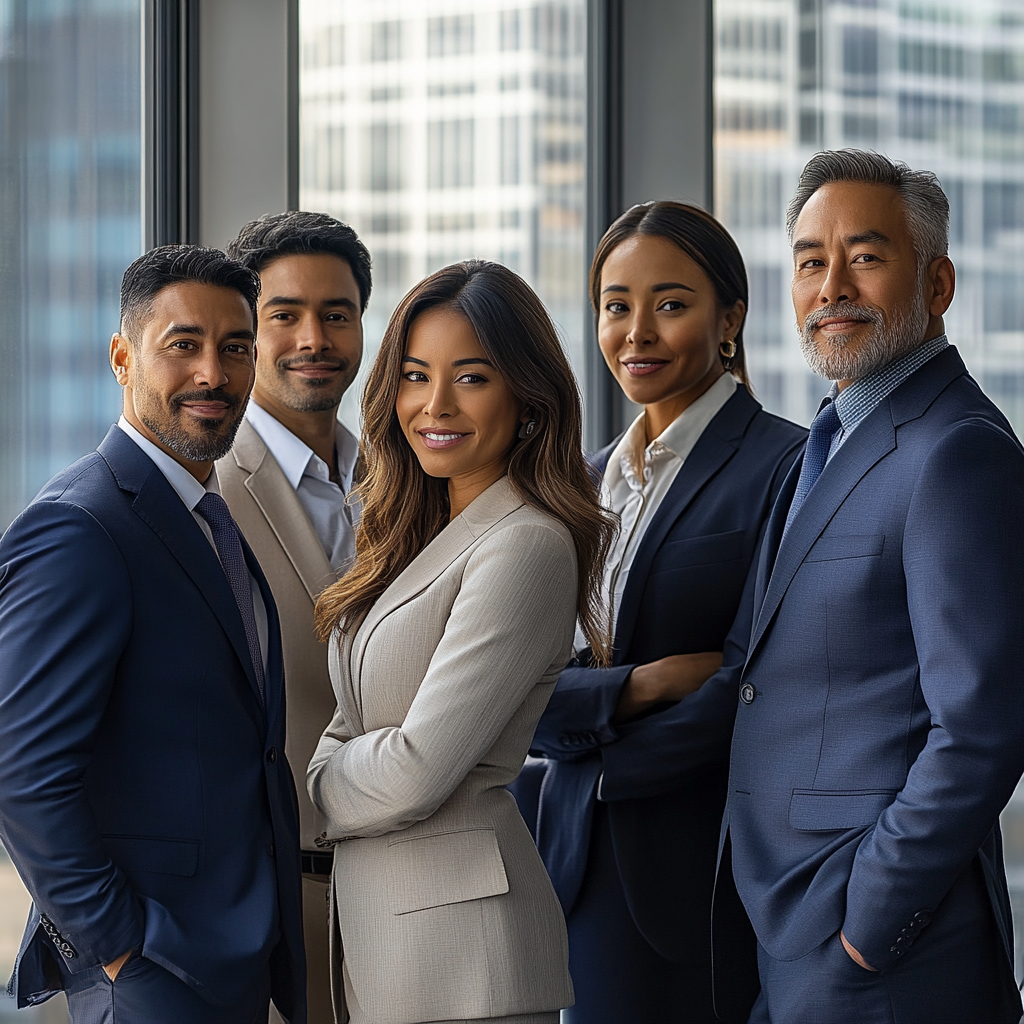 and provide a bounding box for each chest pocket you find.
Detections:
[649,529,744,574]
[804,533,885,562]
